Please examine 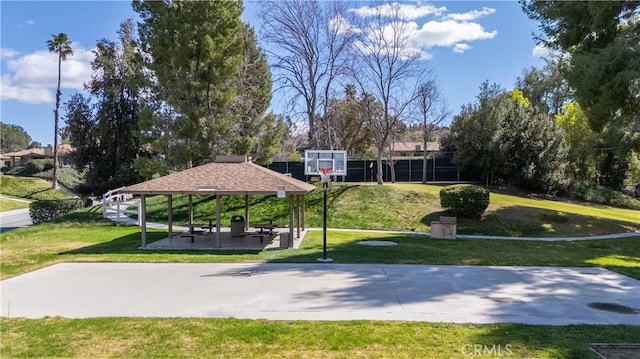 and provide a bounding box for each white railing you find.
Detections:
[102,187,134,219]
